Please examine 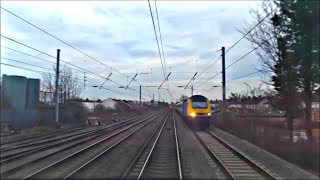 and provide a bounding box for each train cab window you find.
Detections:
[192,101,207,108]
